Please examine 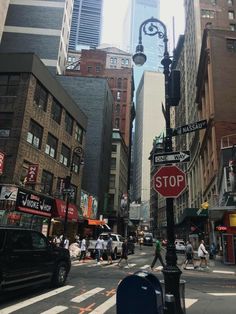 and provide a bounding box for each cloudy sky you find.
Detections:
[101,0,185,48]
